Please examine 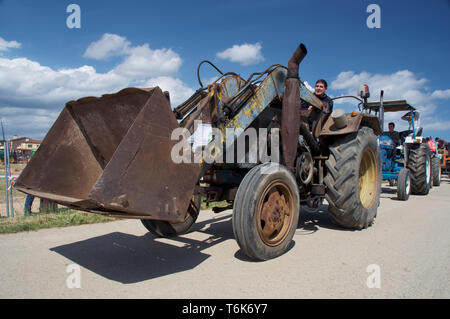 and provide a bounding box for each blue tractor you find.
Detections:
[367,91,432,201]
